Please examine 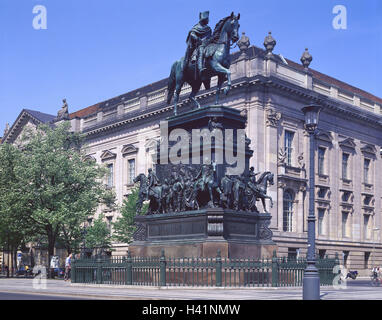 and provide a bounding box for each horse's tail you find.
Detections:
[167,61,178,105]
